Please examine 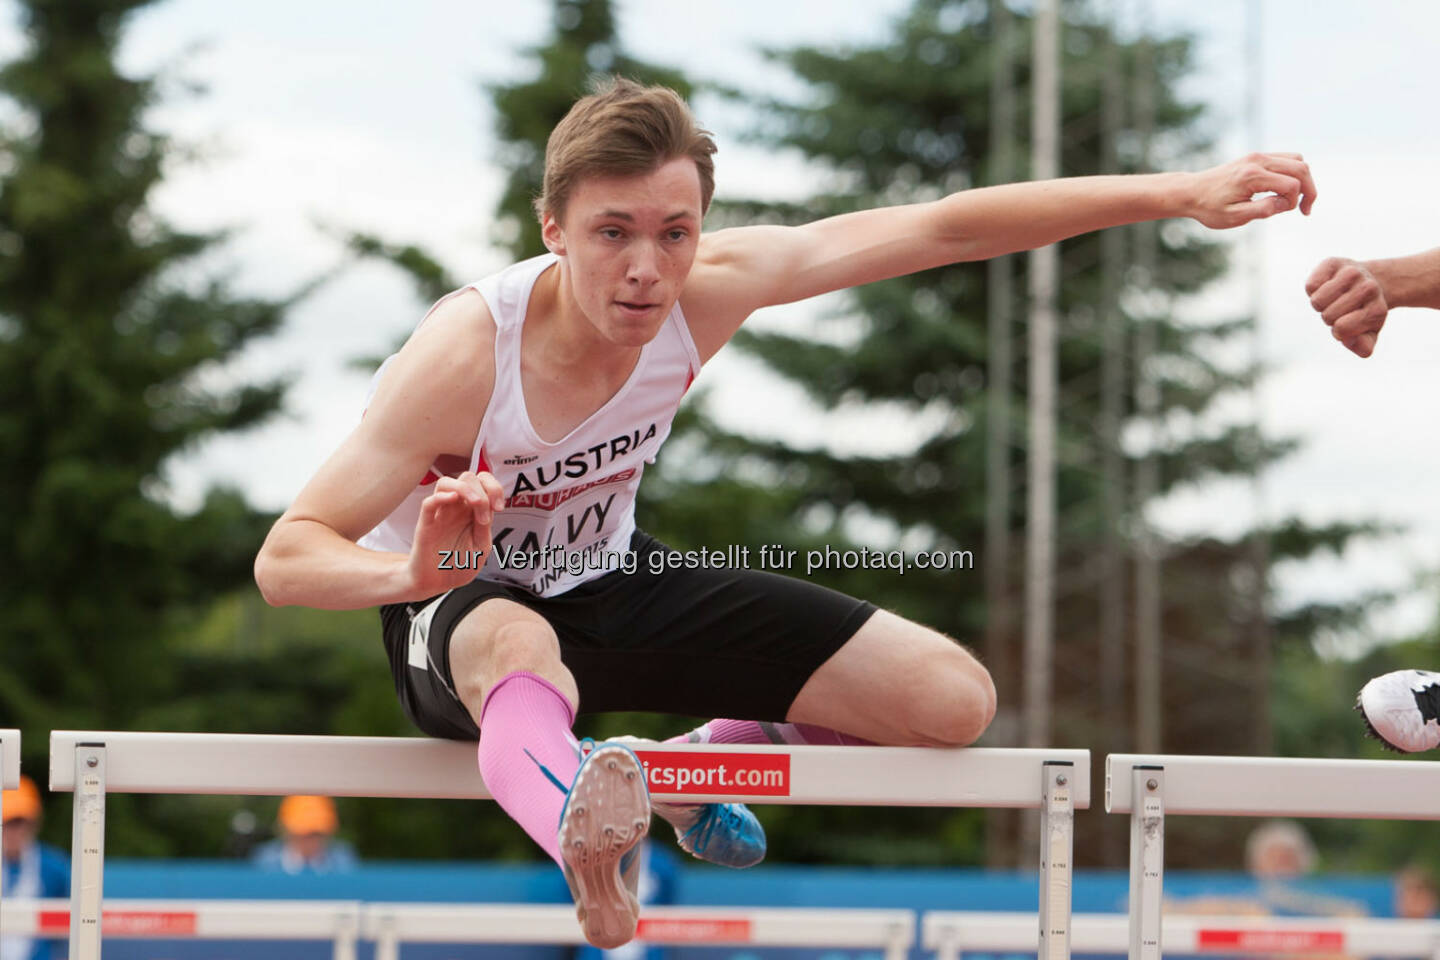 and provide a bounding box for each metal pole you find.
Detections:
[1244,0,1274,758]
[1024,0,1061,753]
[69,743,107,960]
[986,0,1020,868]
[333,906,359,960]
[1132,21,1163,756]
[375,915,400,960]
[1098,0,1129,865]
[884,919,910,960]
[985,0,1018,741]
[1038,762,1074,960]
[1098,9,1127,712]
[1127,766,1164,960]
